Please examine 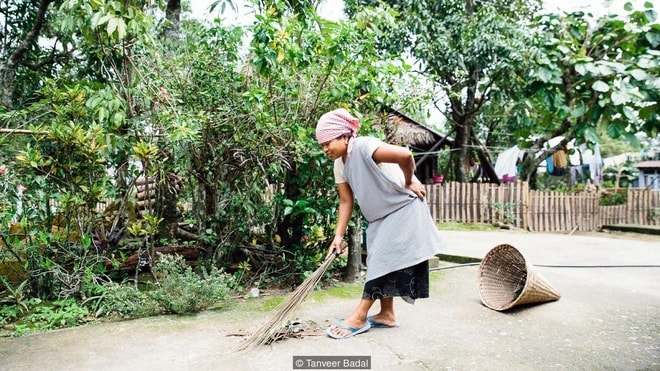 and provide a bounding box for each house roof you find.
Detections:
[634,160,660,169]
[382,109,451,149]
